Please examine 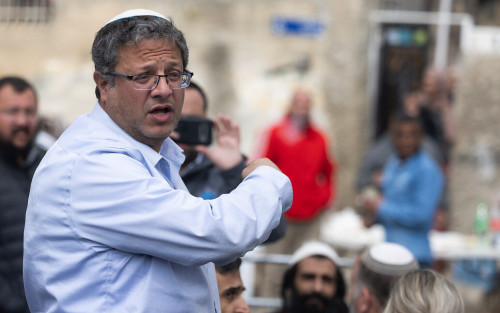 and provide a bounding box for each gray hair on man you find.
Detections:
[349,242,420,313]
